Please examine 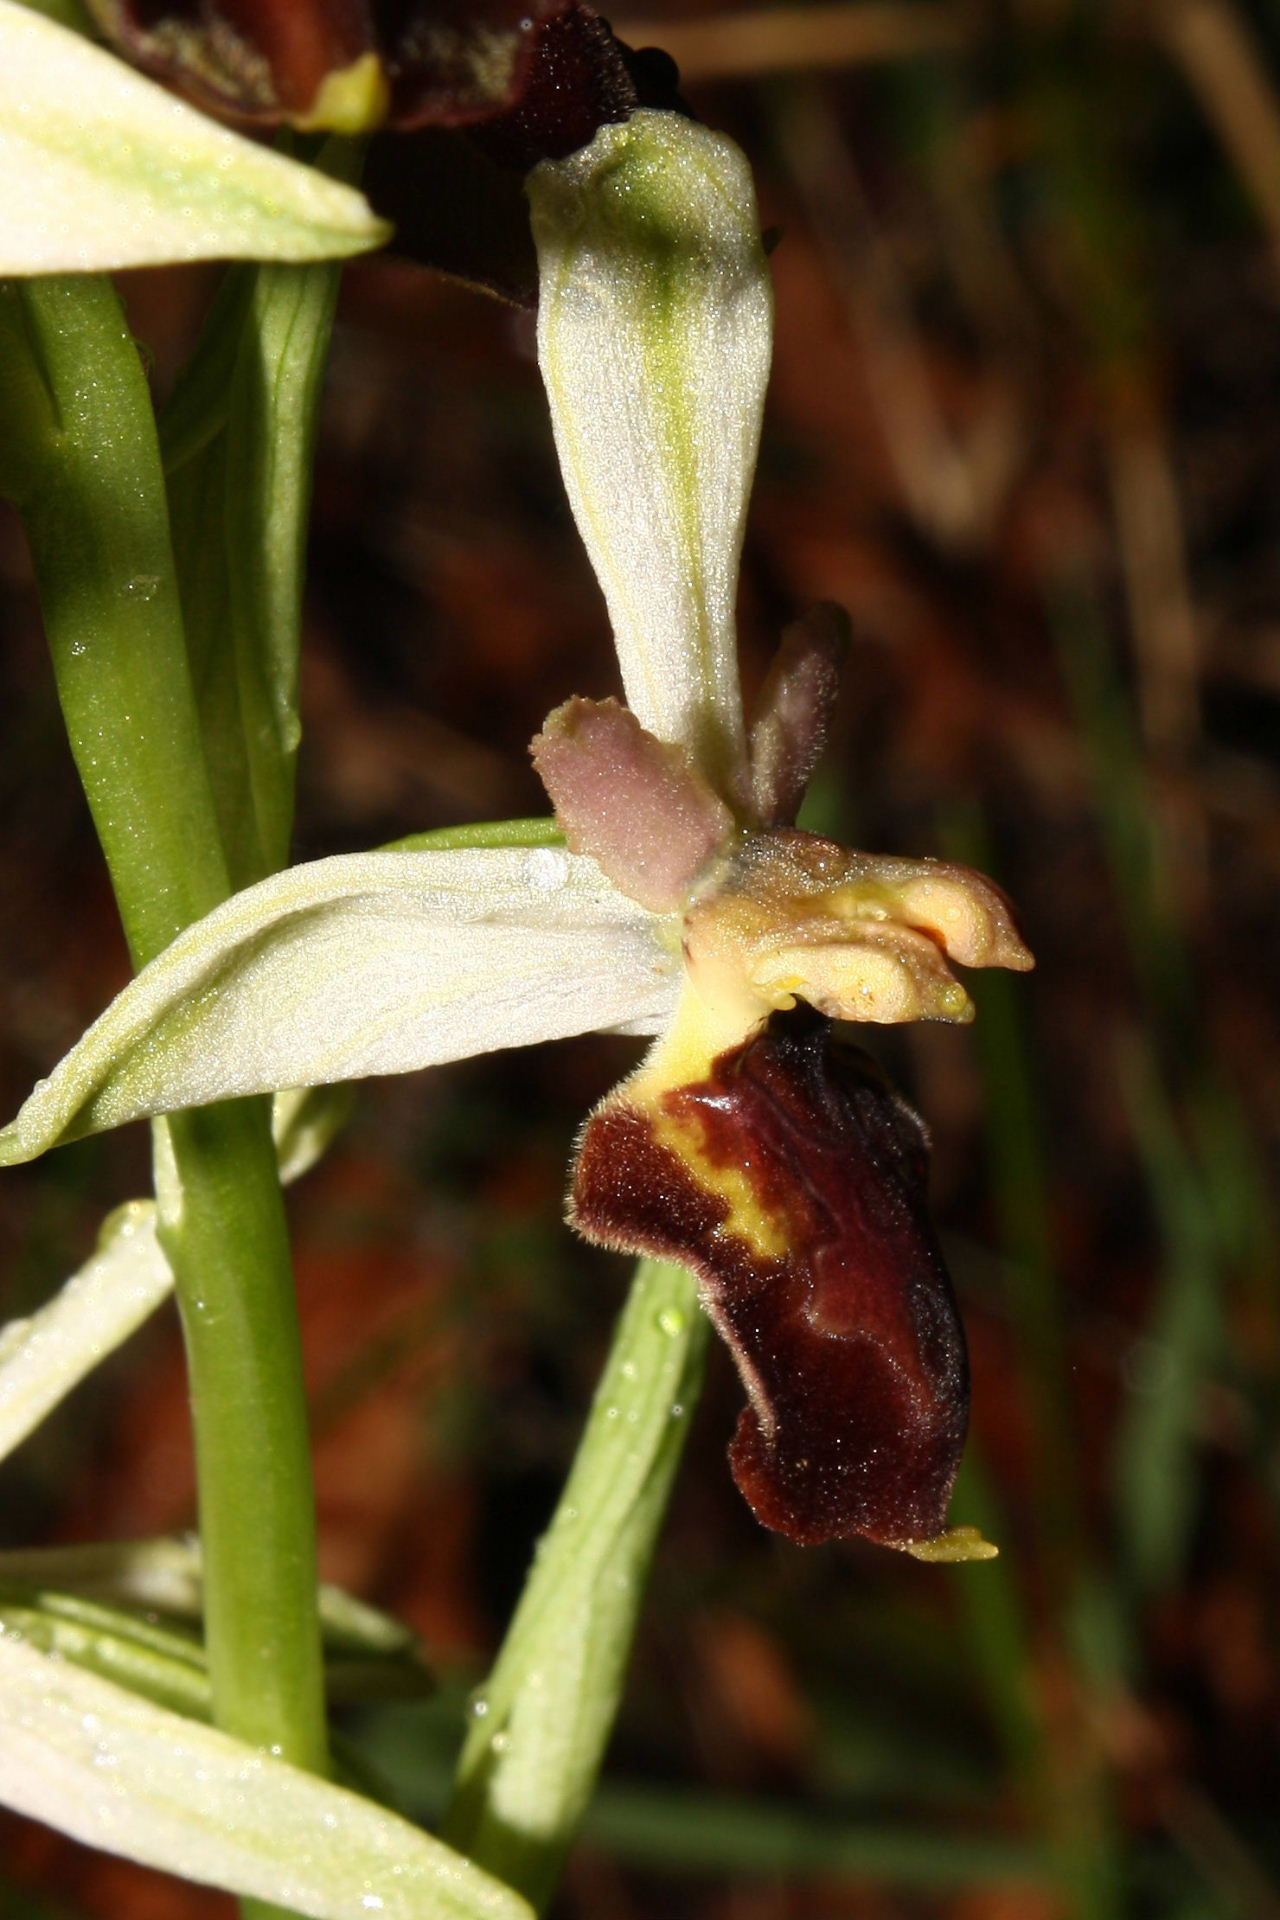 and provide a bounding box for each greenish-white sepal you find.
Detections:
[529,110,771,799]
[0,1635,532,1920]
[0,847,677,1164]
[0,0,389,272]
[0,1201,169,1463]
